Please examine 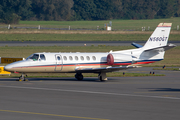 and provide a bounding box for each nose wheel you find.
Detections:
[17,74,28,81]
